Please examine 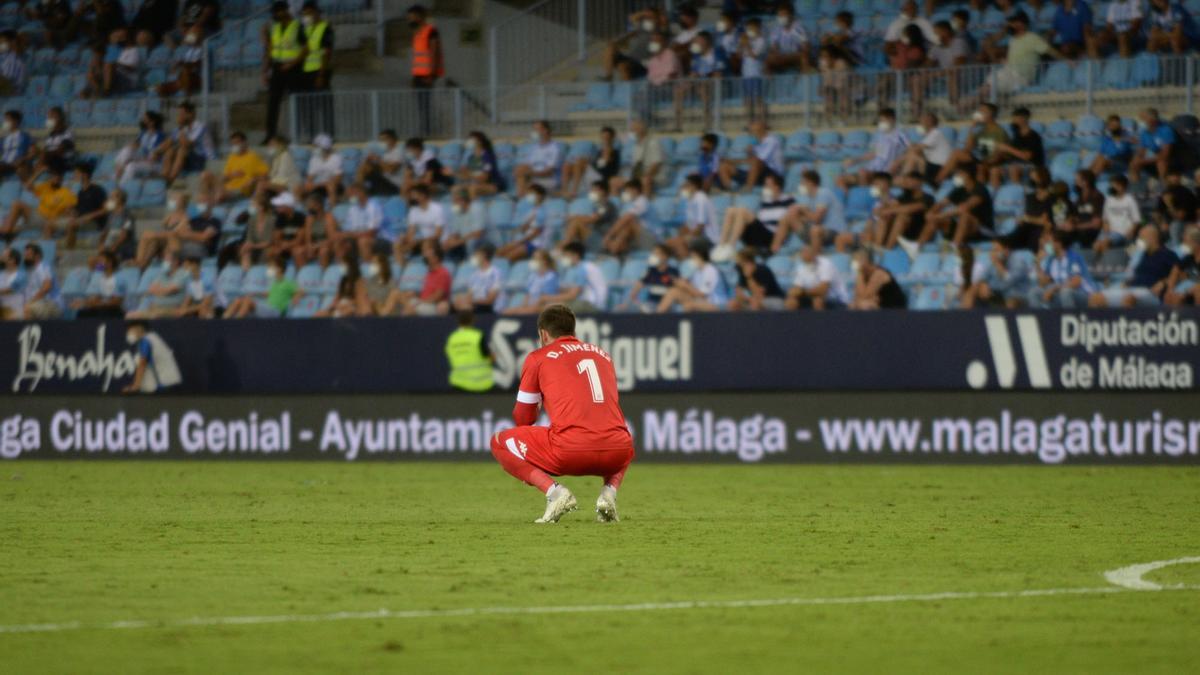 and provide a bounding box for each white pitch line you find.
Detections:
[1,585,1197,636]
[1104,556,1200,591]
